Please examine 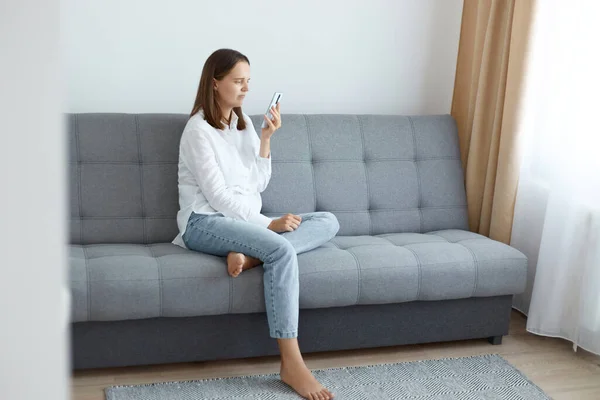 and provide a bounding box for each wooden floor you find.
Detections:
[72,310,600,400]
